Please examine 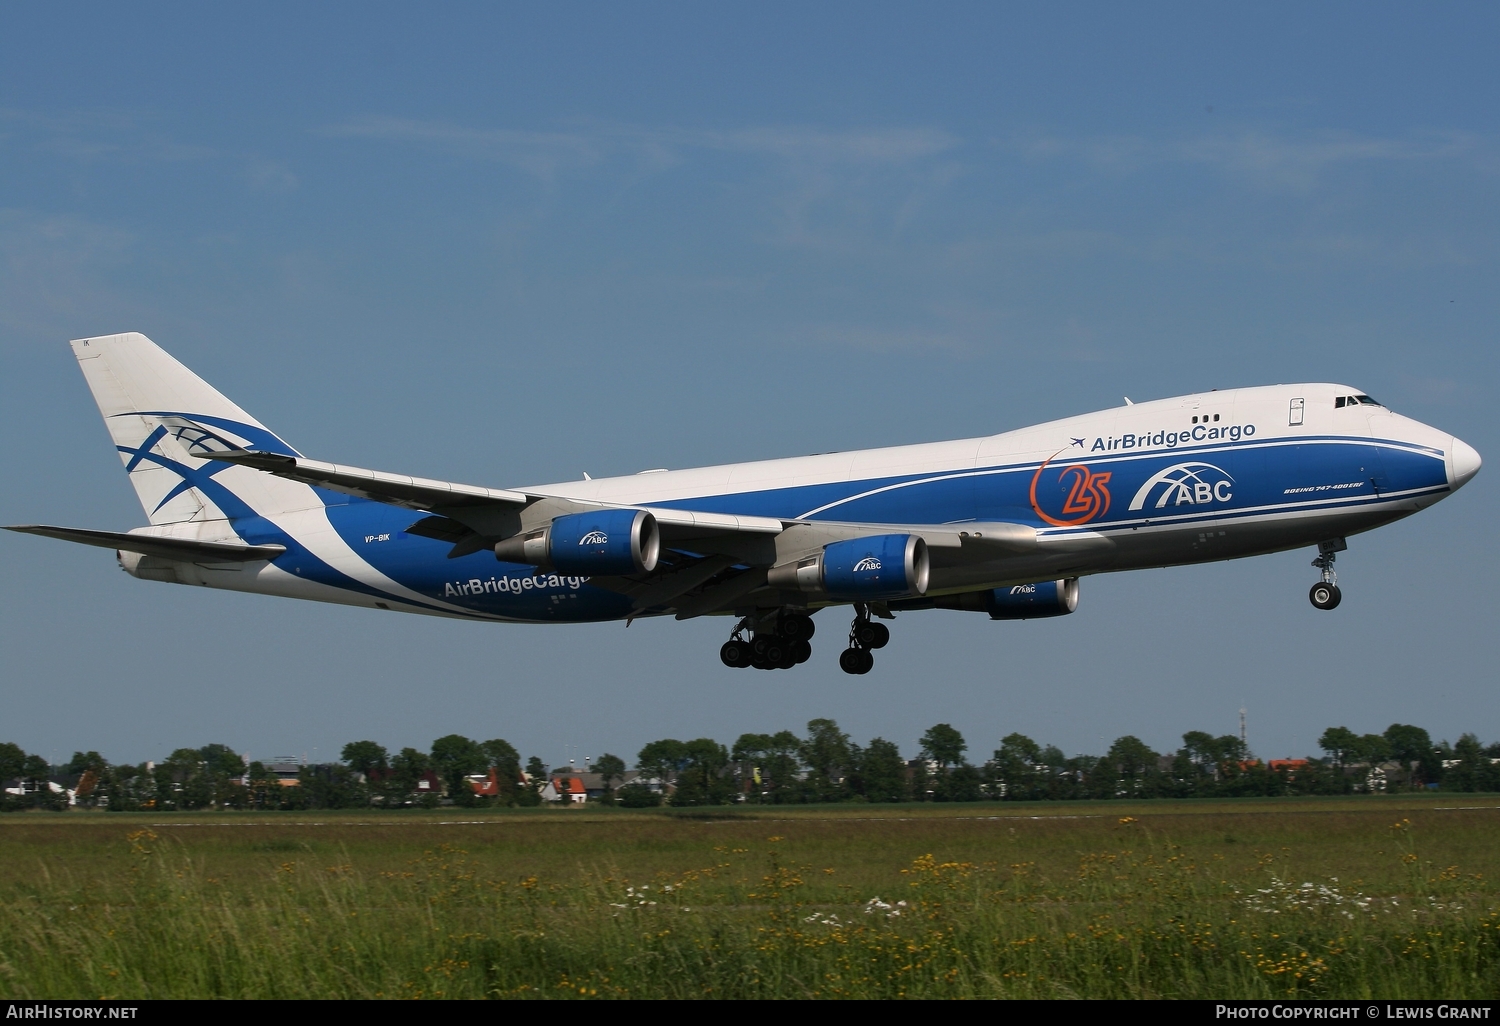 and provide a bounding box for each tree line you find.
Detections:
[3,719,1497,811]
